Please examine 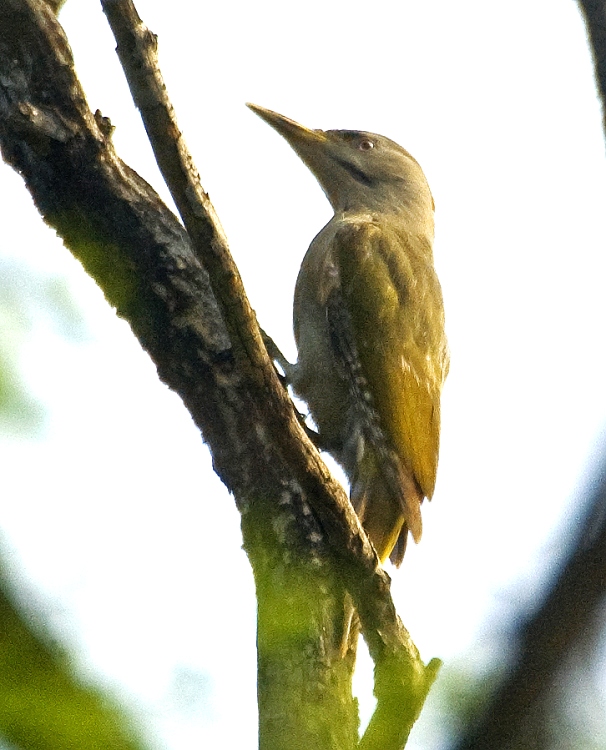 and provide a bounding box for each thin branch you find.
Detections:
[578,0,606,138]
[101,0,268,380]
[0,1,440,745]
[99,3,442,745]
